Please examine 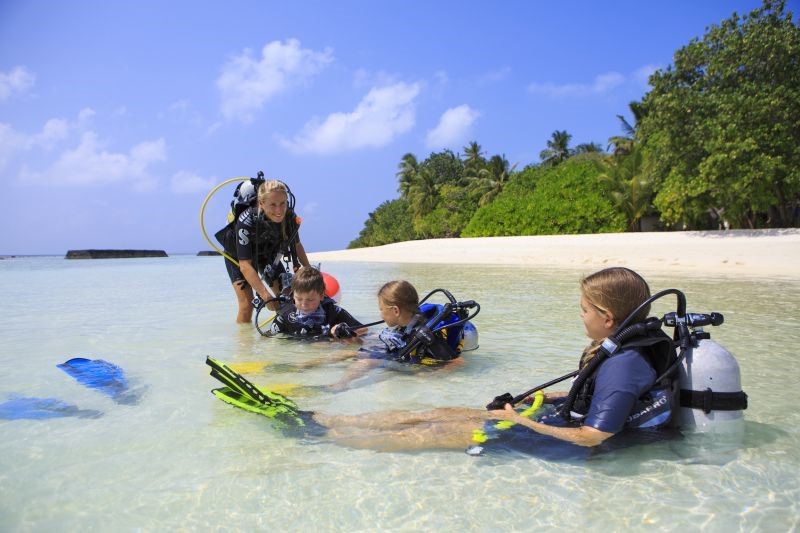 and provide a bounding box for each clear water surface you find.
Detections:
[0,255,798,531]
